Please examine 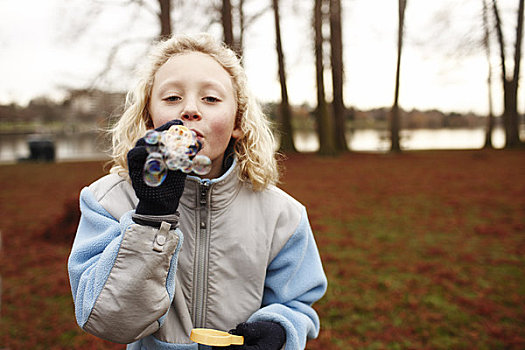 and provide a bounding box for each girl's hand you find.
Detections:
[213,321,286,350]
[127,120,188,217]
